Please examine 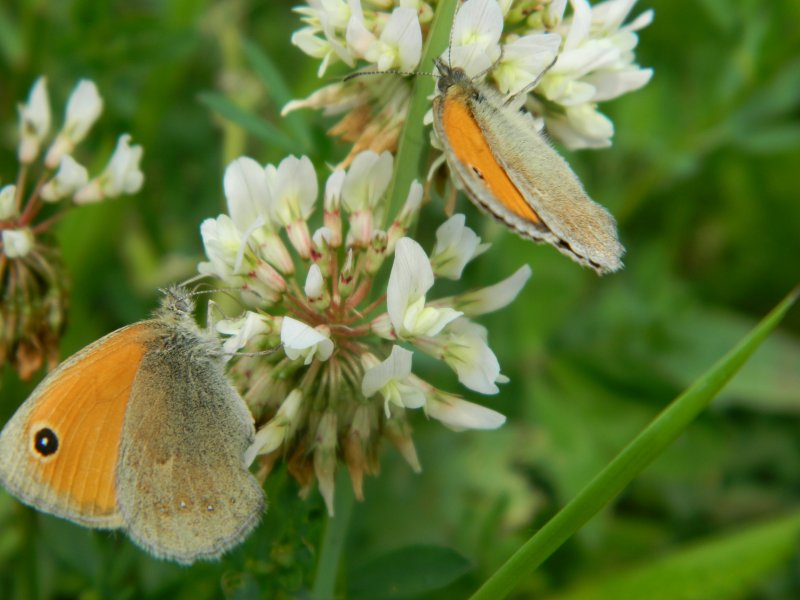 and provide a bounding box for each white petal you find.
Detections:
[430,214,485,280]
[64,79,103,142]
[41,155,88,202]
[17,77,51,163]
[341,150,393,212]
[387,237,434,333]
[0,186,17,220]
[454,265,532,316]
[2,228,35,258]
[361,345,413,397]
[281,317,334,363]
[270,155,318,225]
[426,394,506,431]
[224,156,272,230]
[305,263,325,298]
